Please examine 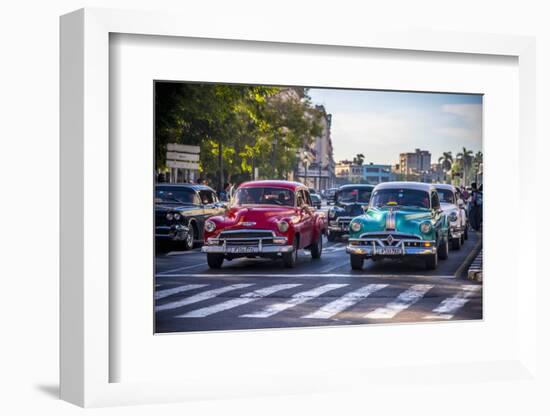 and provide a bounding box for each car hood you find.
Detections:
[333,202,368,216]
[351,206,433,238]
[219,205,298,228]
[155,203,198,212]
